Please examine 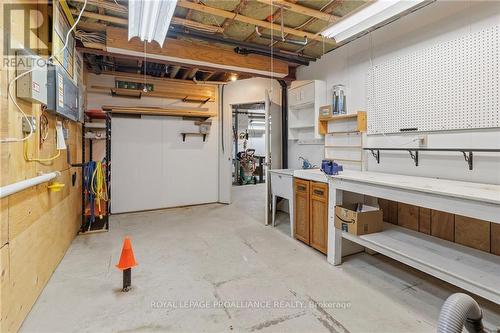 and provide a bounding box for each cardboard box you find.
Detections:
[334,204,383,236]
